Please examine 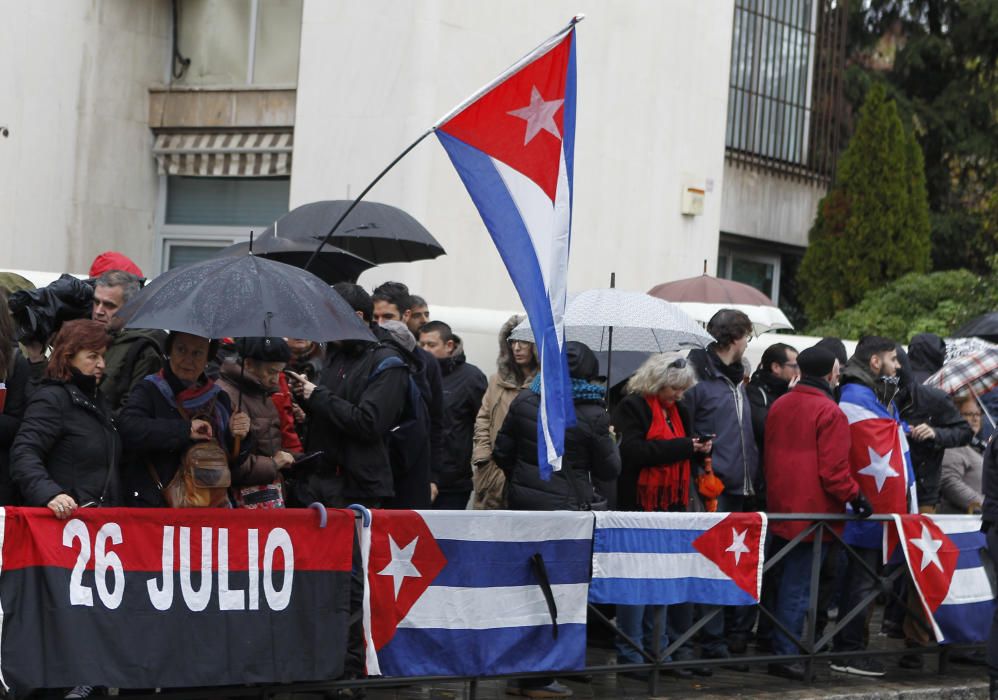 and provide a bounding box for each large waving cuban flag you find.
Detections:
[892,514,995,643]
[839,382,916,549]
[359,509,593,677]
[434,19,580,475]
